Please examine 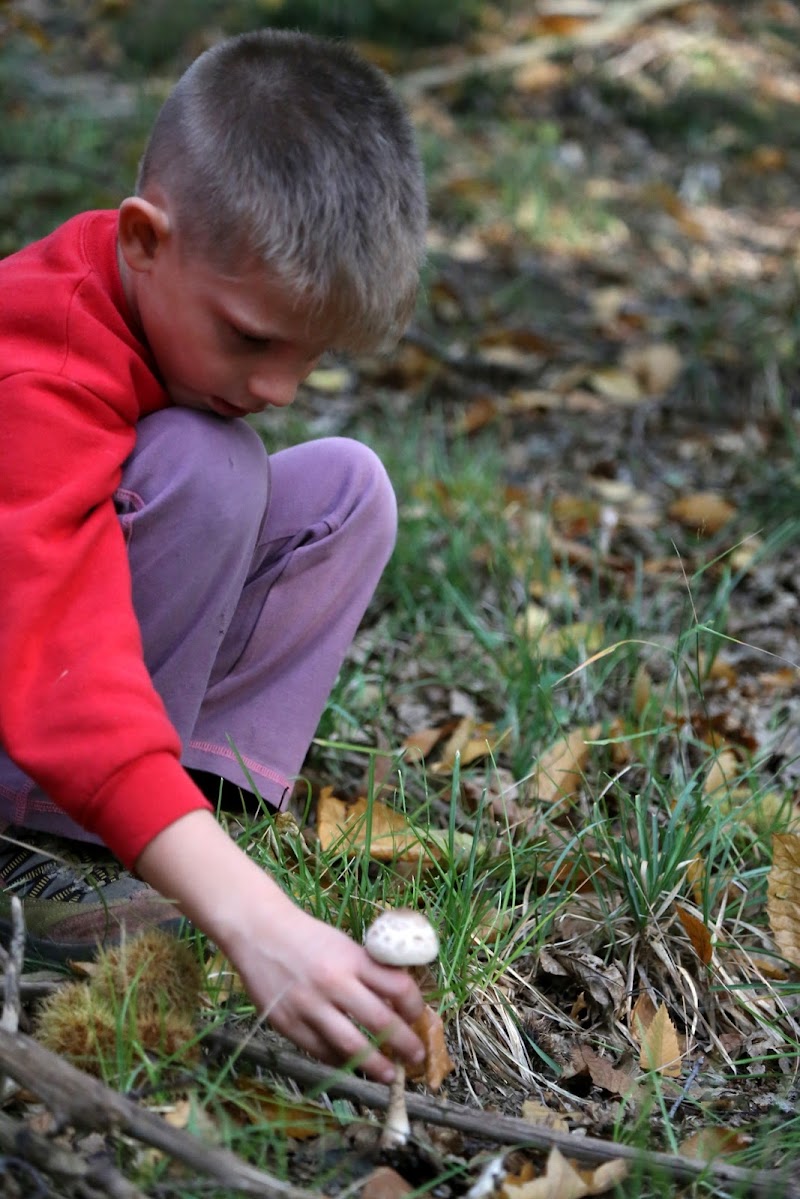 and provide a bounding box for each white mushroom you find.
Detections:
[364,908,439,1150]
